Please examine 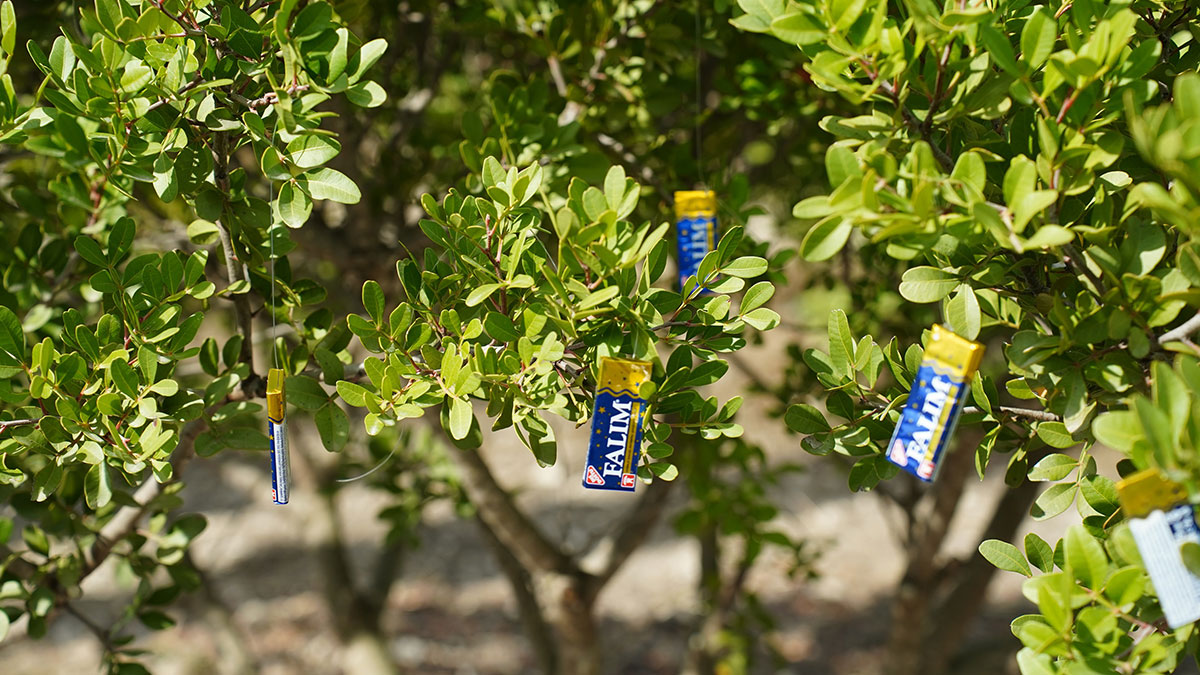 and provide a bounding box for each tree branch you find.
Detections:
[879,80,953,171]
[82,419,203,579]
[1158,311,1200,345]
[472,511,558,675]
[582,477,675,591]
[211,132,256,375]
[445,440,574,574]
